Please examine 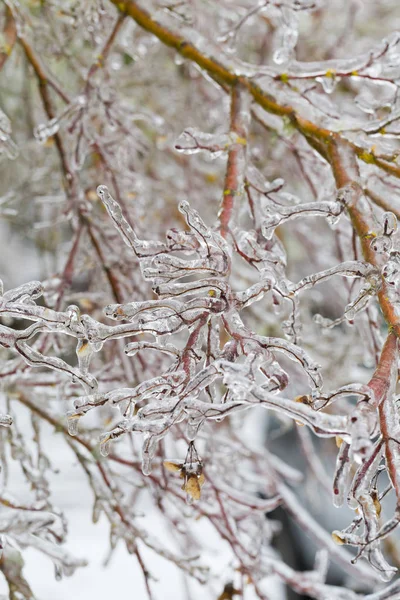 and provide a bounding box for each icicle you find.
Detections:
[66,413,80,437]
[316,71,340,94]
[142,434,158,475]
[333,441,351,507]
[99,433,111,457]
